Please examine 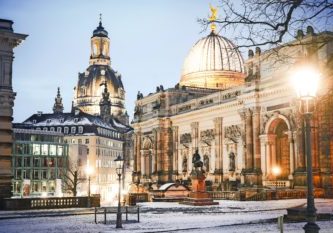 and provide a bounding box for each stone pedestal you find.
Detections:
[181,169,218,206]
